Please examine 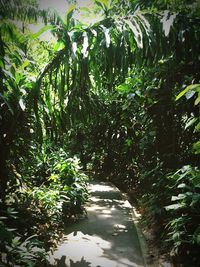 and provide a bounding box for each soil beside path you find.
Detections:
[48,180,146,267]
